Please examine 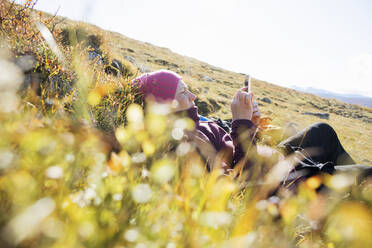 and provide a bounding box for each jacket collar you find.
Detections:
[175,106,200,124]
